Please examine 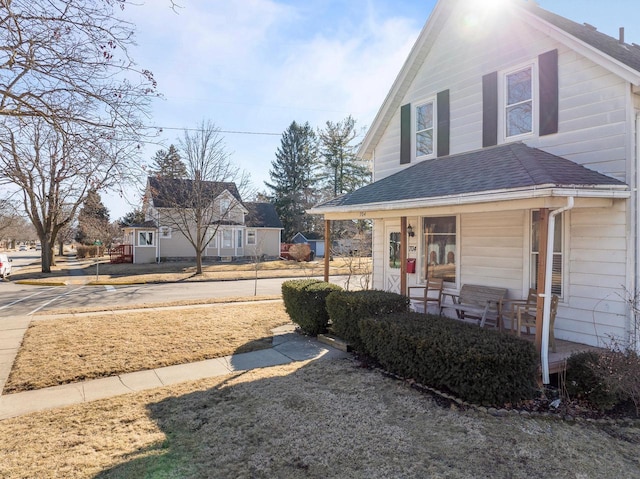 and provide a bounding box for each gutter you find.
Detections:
[541,196,574,384]
[310,185,629,215]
